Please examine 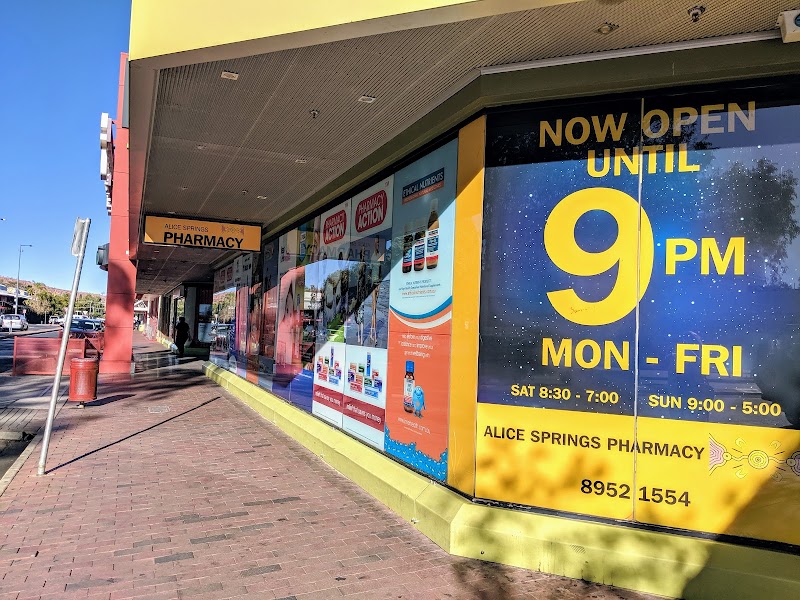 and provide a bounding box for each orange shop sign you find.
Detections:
[144,216,261,251]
